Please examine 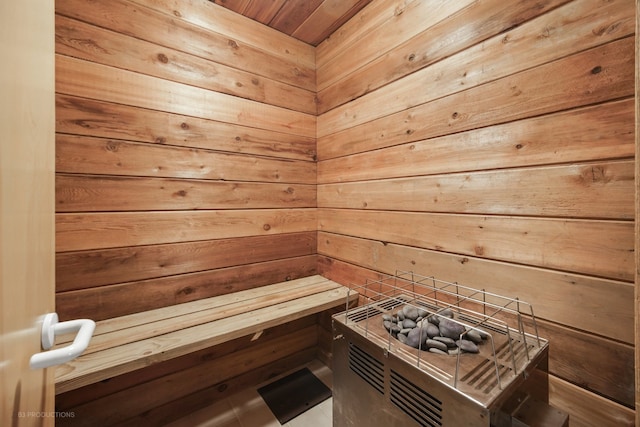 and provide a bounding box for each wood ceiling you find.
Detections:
[210,0,373,46]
